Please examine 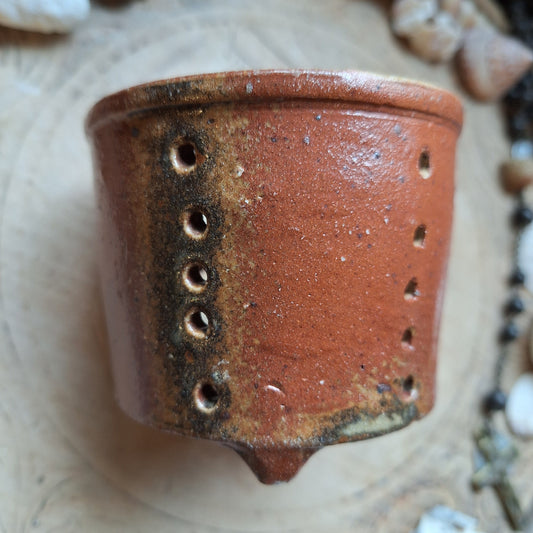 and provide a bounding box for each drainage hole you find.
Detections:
[183,209,208,239]
[170,141,198,172]
[182,262,208,292]
[403,375,414,393]
[185,308,211,338]
[404,278,419,301]
[401,327,415,349]
[194,381,219,412]
[413,224,427,248]
[418,150,431,179]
